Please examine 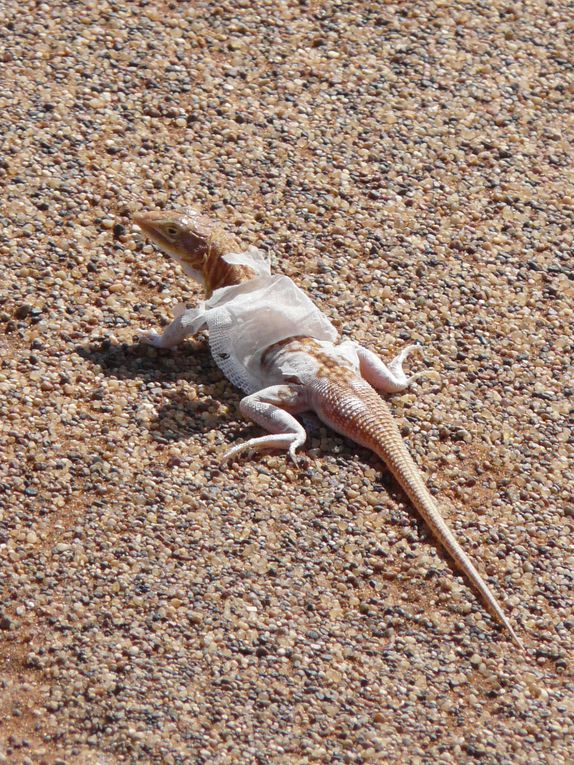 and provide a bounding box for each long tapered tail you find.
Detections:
[316,377,523,647]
